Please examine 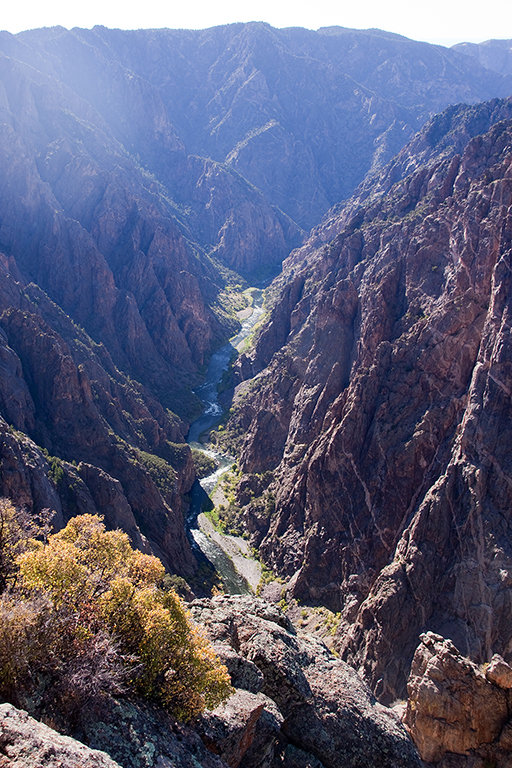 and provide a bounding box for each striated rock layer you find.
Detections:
[226,102,512,702]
